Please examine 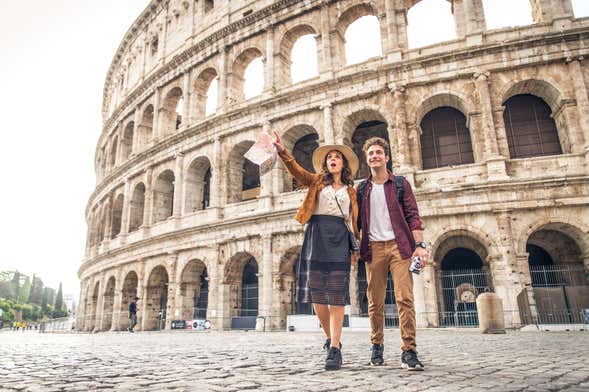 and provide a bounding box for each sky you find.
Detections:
[0,0,587,303]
